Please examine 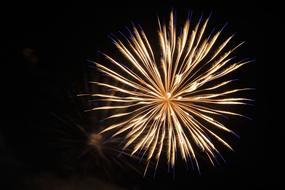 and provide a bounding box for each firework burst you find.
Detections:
[86,11,252,174]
